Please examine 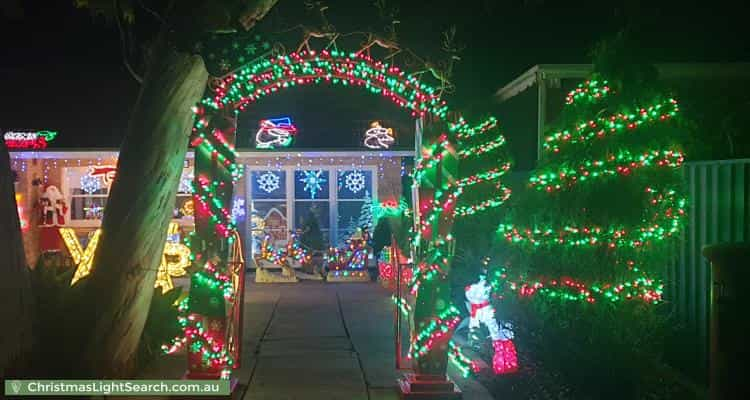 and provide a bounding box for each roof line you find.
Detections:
[9,149,414,159]
[495,62,750,101]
